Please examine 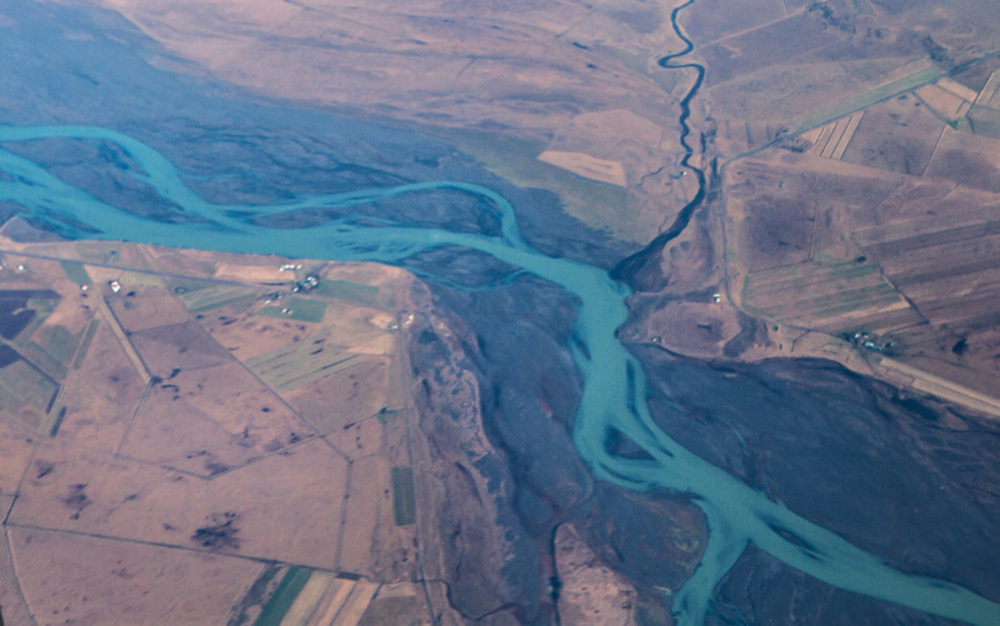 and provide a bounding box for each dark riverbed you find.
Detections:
[634,347,1000,622]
